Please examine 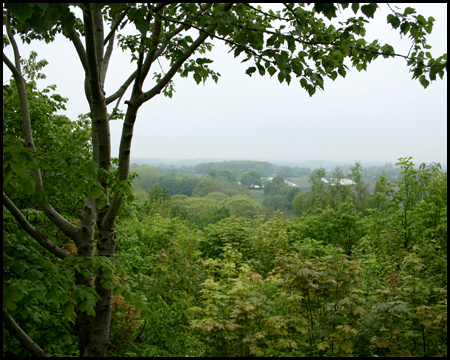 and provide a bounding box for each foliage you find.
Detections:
[240,170,263,189]
[221,195,259,219]
[303,162,371,215]
[190,245,371,357]
[291,197,365,253]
